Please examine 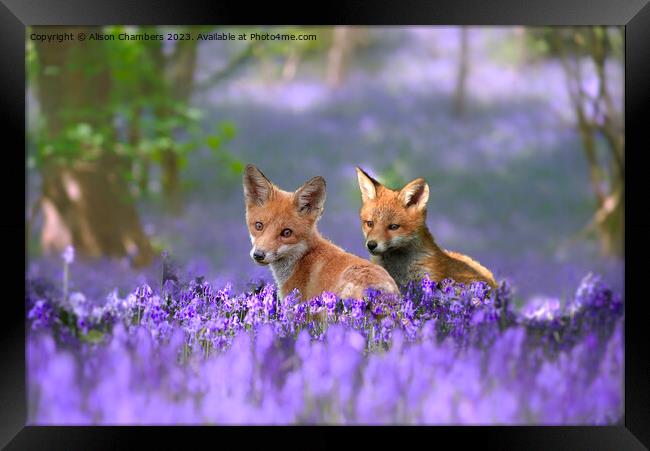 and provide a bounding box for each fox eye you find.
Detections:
[388,224,400,230]
[255,222,263,231]
[366,220,374,228]
[281,228,292,237]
